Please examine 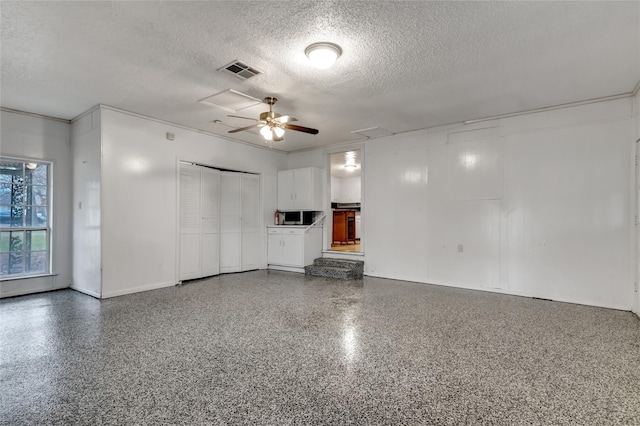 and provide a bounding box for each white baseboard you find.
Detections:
[69,285,101,299]
[101,280,177,299]
[364,273,631,312]
[268,265,305,273]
